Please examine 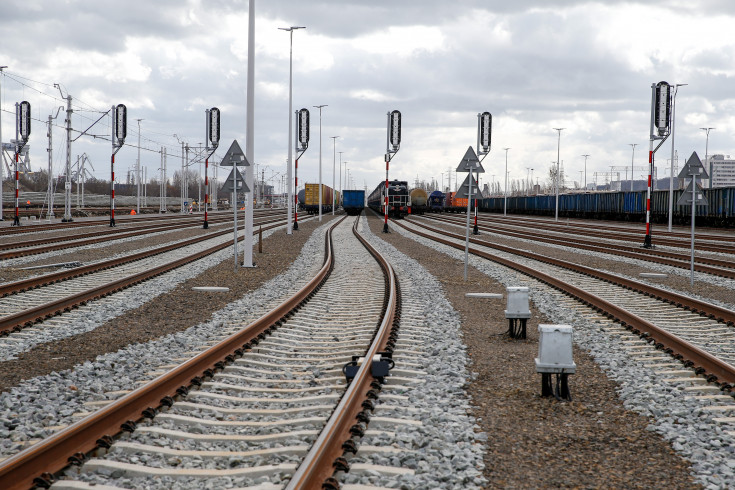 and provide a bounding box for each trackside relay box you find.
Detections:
[535,324,576,374]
